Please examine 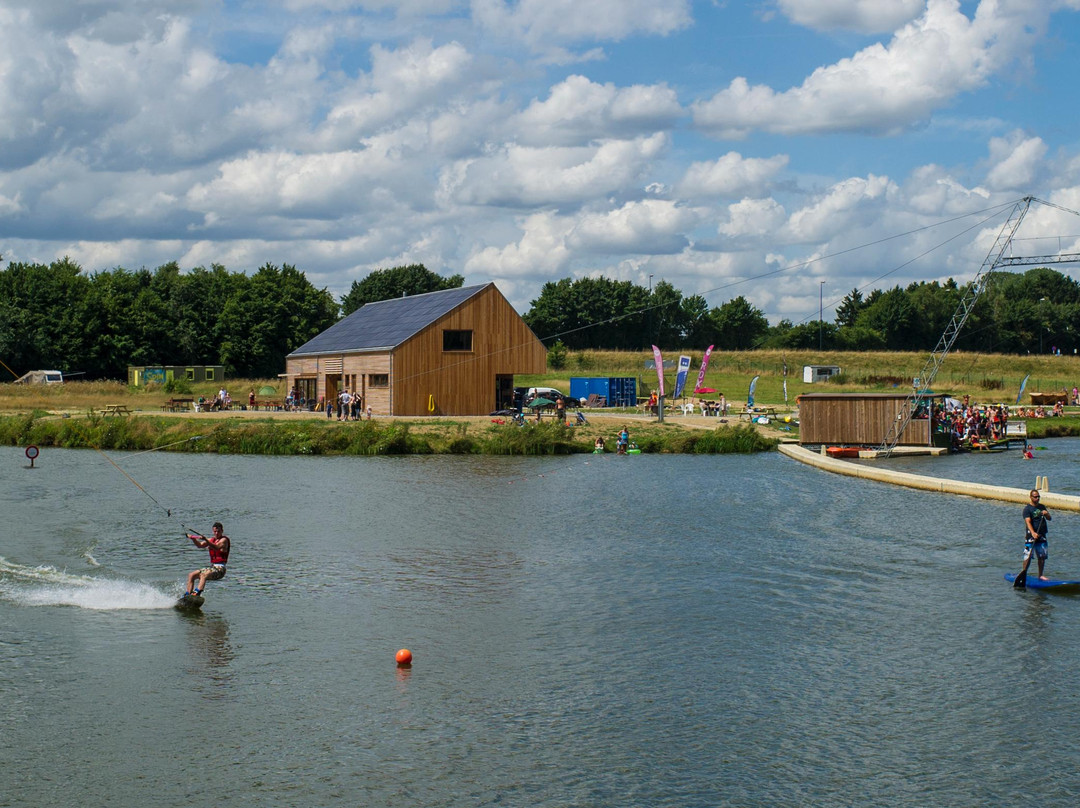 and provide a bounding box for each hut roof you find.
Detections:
[288,284,489,357]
